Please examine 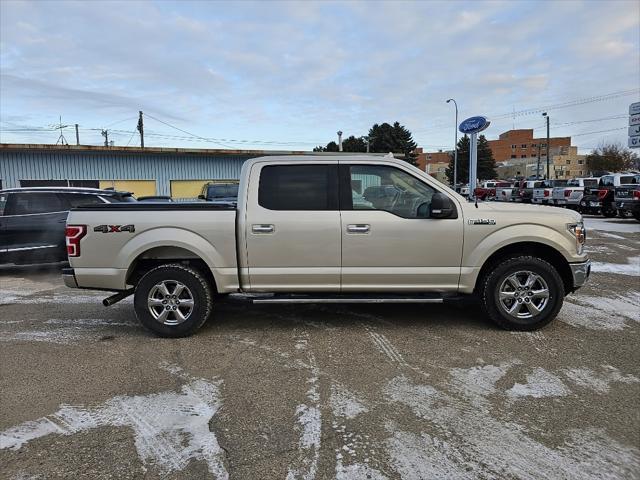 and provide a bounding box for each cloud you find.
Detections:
[0,0,638,150]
